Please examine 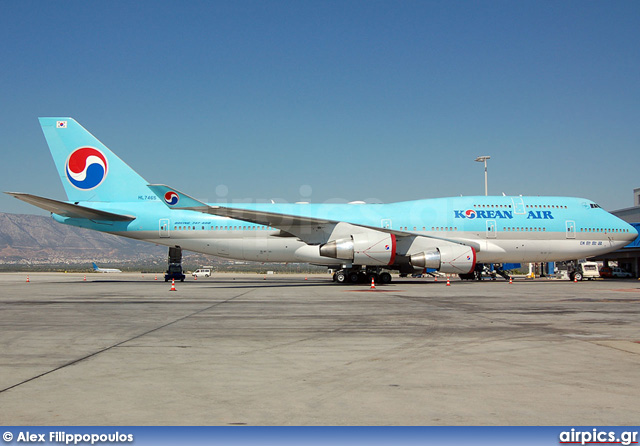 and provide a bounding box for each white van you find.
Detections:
[192,268,212,278]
